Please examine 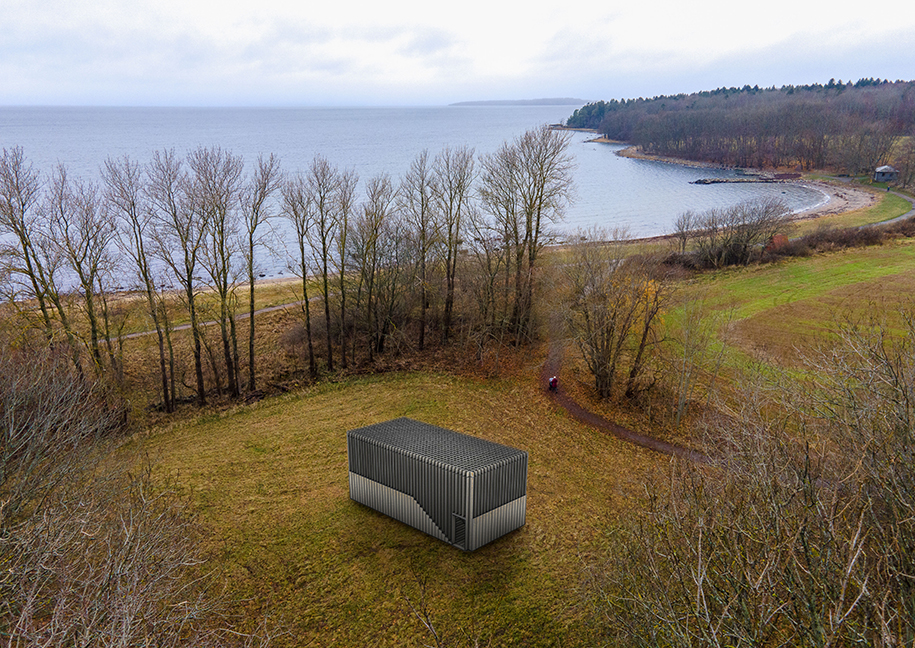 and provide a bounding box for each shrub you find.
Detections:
[583,314,915,646]
[0,344,274,646]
